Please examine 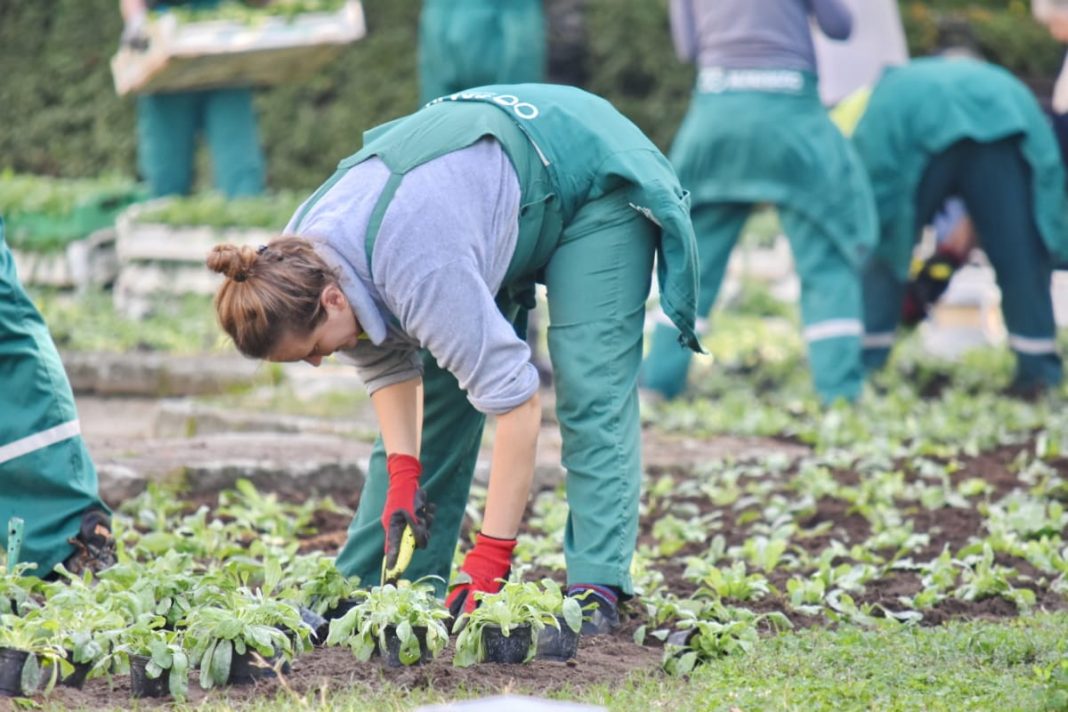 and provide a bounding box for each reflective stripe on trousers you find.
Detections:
[0,420,81,467]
